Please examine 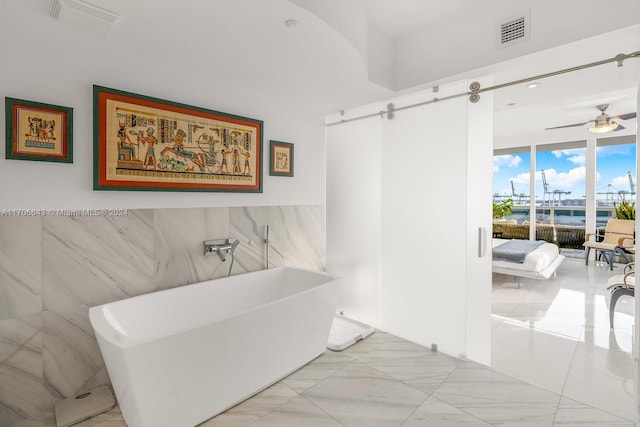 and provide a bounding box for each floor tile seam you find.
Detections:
[409,394,498,427]
[415,360,462,399]
[299,357,361,395]
[293,394,351,427]
[567,351,635,382]
[491,333,582,363]
[391,391,430,427]
[0,328,42,366]
[356,352,459,391]
[554,394,637,424]
[436,361,566,405]
[565,323,636,384]
[233,385,301,424]
[432,389,561,408]
[553,327,637,424]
